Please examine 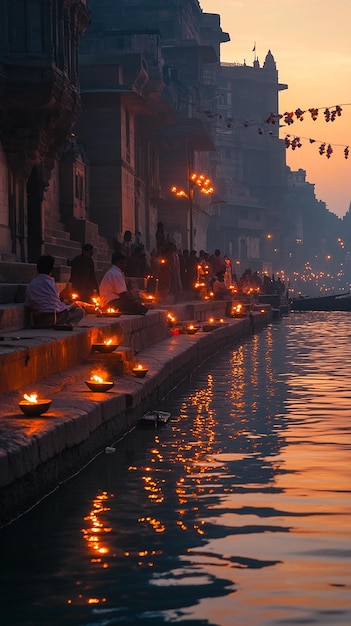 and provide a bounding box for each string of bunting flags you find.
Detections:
[266,103,350,159]
[185,99,351,160]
